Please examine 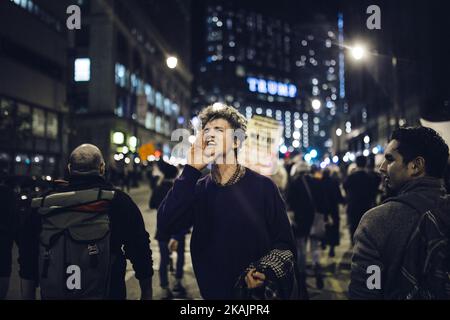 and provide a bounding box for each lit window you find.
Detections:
[155,116,162,133]
[116,63,126,87]
[164,98,171,115]
[312,86,319,96]
[172,103,180,116]
[74,58,90,82]
[145,112,154,130]
[145,84,155,105]
[155,92,163,111]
